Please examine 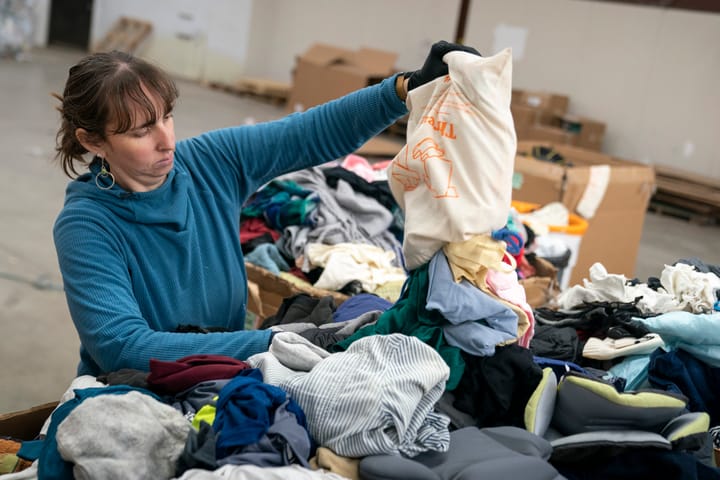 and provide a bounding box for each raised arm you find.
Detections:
[178,75,408,201]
